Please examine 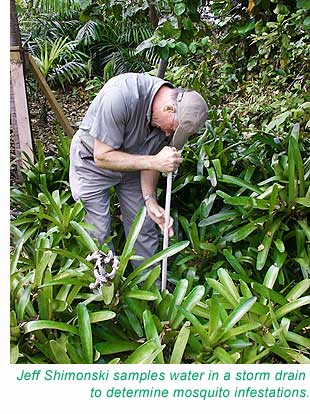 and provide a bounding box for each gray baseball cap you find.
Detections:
[173,90,208,150]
